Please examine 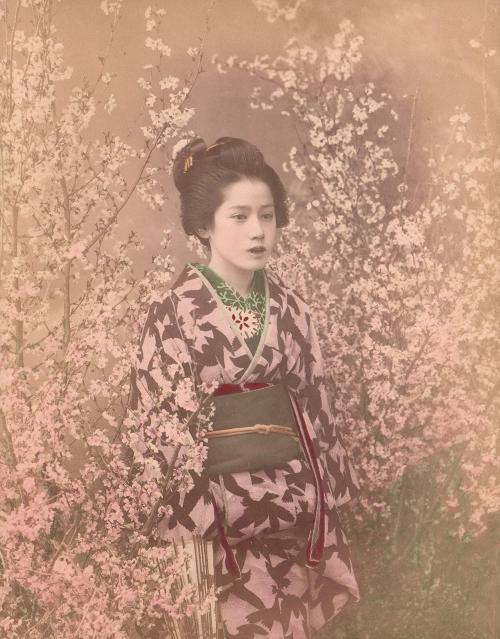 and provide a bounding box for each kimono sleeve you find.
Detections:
[286,303,360,508]
[129,295,214,540]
